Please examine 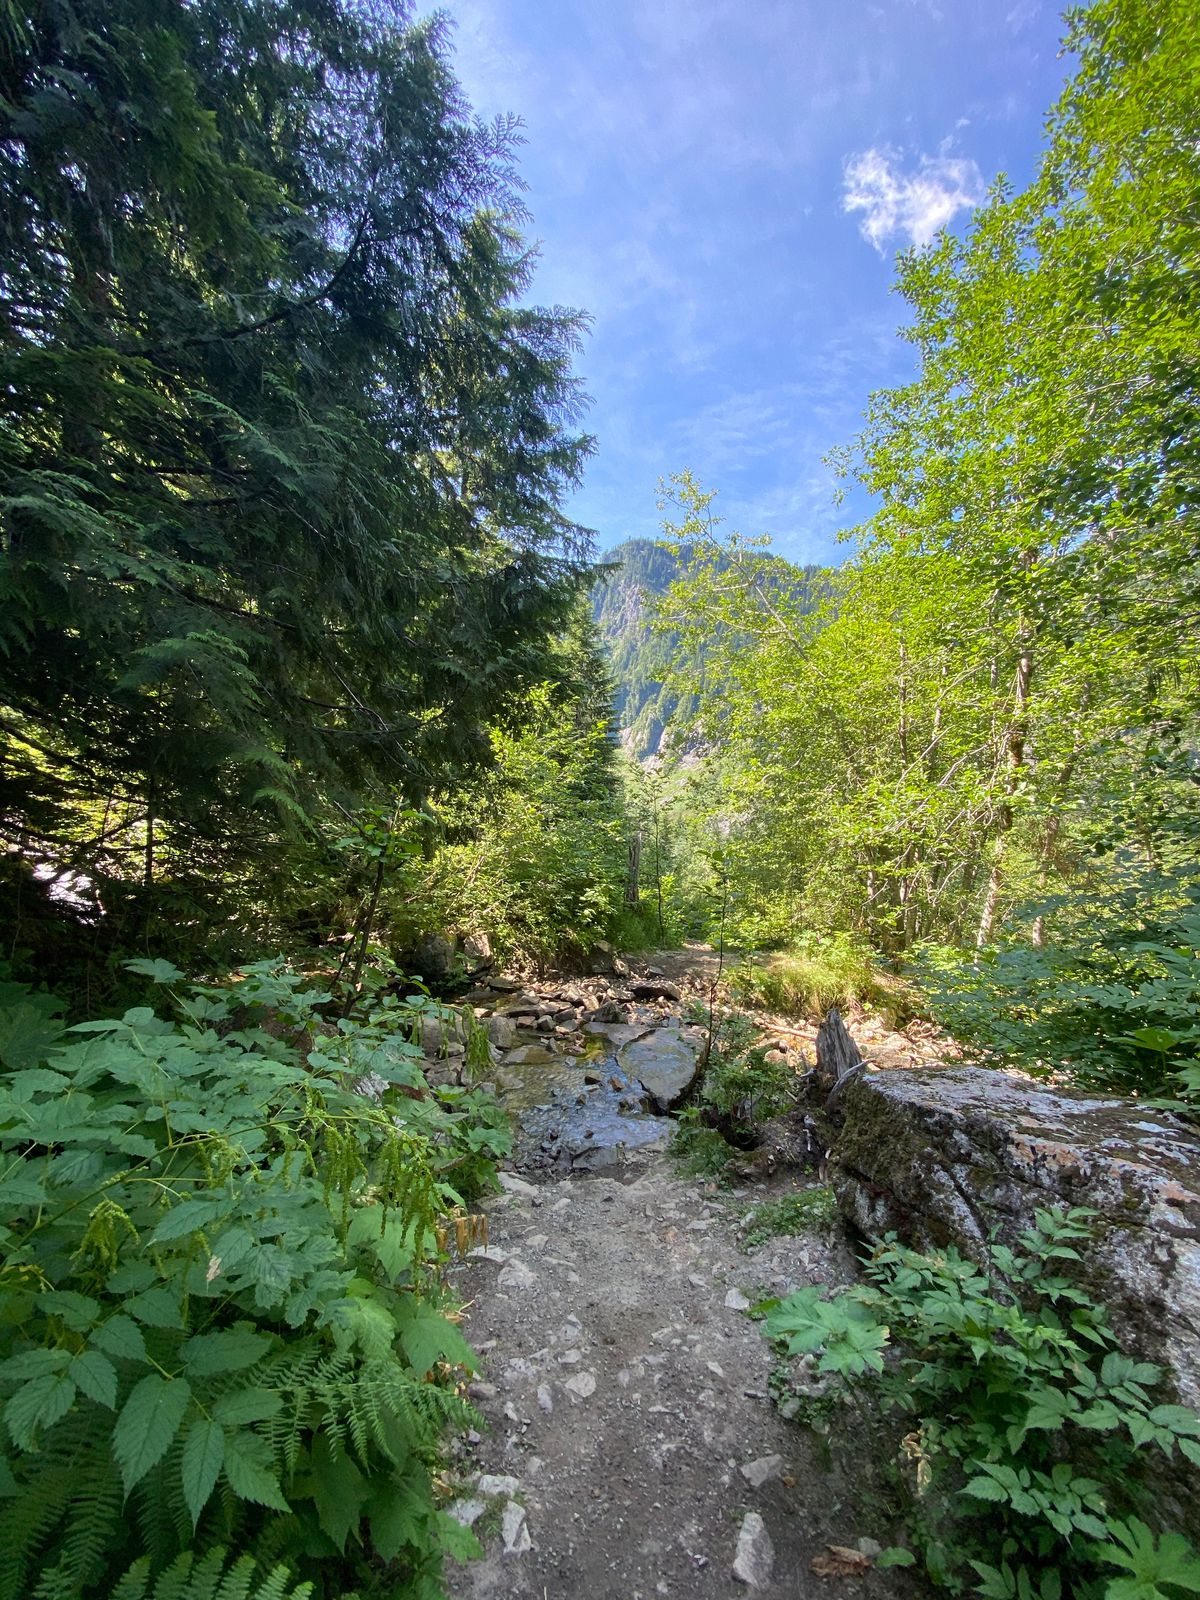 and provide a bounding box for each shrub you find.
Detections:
[0,960,509,1600]
[730,934,908,1022]
[763,1208,1200,1598]
[920,866,1200,1105]
[689,1007,799,1144]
